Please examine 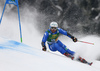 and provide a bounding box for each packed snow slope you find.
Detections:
[0,2,100,71]
[0,37,100,71]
